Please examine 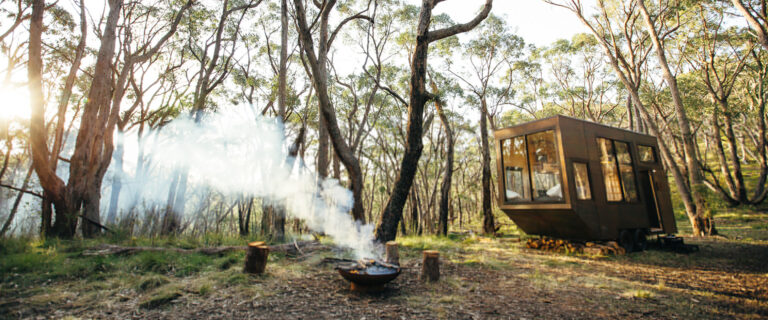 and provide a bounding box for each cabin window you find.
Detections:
[597,138,639,202]
[527,130,563,202]
[597,138,623,202]
[501,136,530,202]
[573,162,592,200]
[638,145,656,163]
[614,142,638,201]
